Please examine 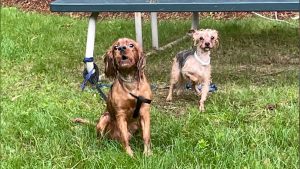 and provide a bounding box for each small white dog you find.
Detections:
[166,29,219,112]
